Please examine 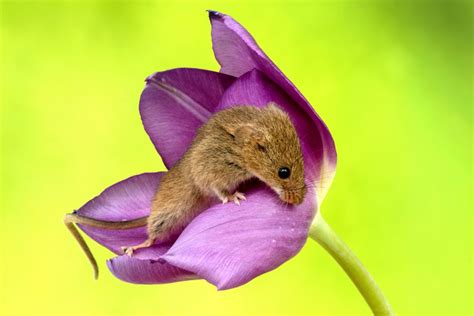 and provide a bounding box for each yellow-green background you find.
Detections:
[1,1,472,315]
